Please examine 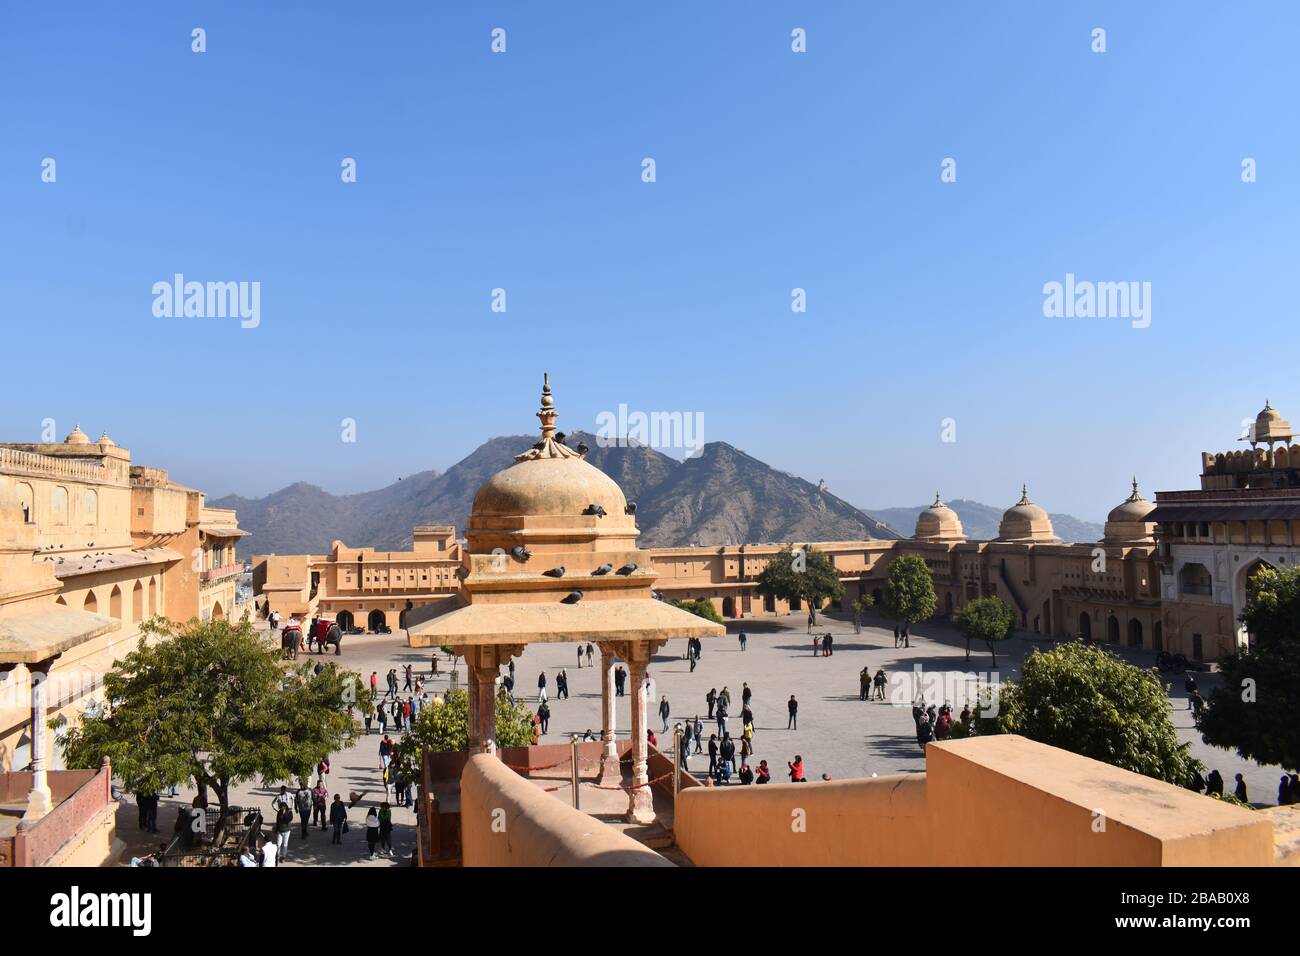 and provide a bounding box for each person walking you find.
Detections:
[614,665,626,697]
[274,795,294,860]
[378,802,394,857]
[586,643,594,667]
[557,669,569,700]
[860,667,871,701]
[370,670,378,698]
[329,794,347,844]
[404,664,414,692]
[824,632,834,656]
[901,623,910,648]
[787,695,798,730]
[707,734,719,777]
[739,631,747,652]
[741,683,752,709]
[577,645,584,669]
[295,782,312,839]
[893,623,901,648]
[873,668,887,701]
[719,732,736,779]
[658,695,671,733]
[364,807,380,859]
[1184,675,1198,710]
[538,700,551,735]
[693,715,704,754]
[312,778,328,830]
[706,688,717,719]
[715,695,728,736]
[537,670,547,702]
[1234,773,1248,803]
